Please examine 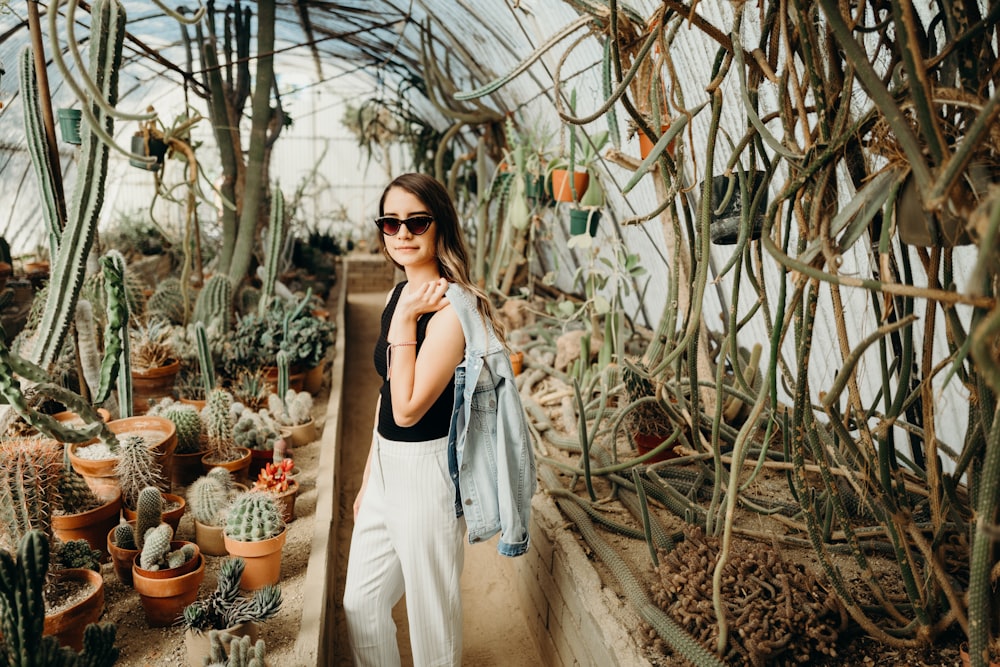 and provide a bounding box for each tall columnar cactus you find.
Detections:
[203,388,241,462]
[194,275,234,334]
[196,321,216,396]
[0,531,120,667]
[92,250,130,406]
[258,188,286,316]
[21,0,126,372]
[146,276,187,324]
[135,485,164,550]
[224,492,284,542]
